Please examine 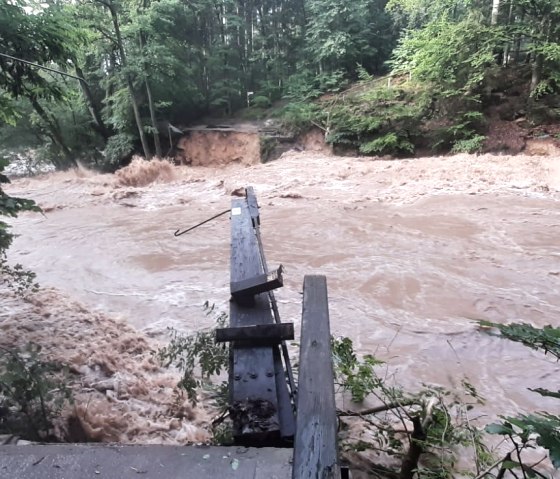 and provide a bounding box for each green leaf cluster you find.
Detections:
[156,305,229,405]
[482,321,560,472]
[0,158,40,295]
[480,321,560,360]
[0,344,72,441]
[332,336,385,402]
